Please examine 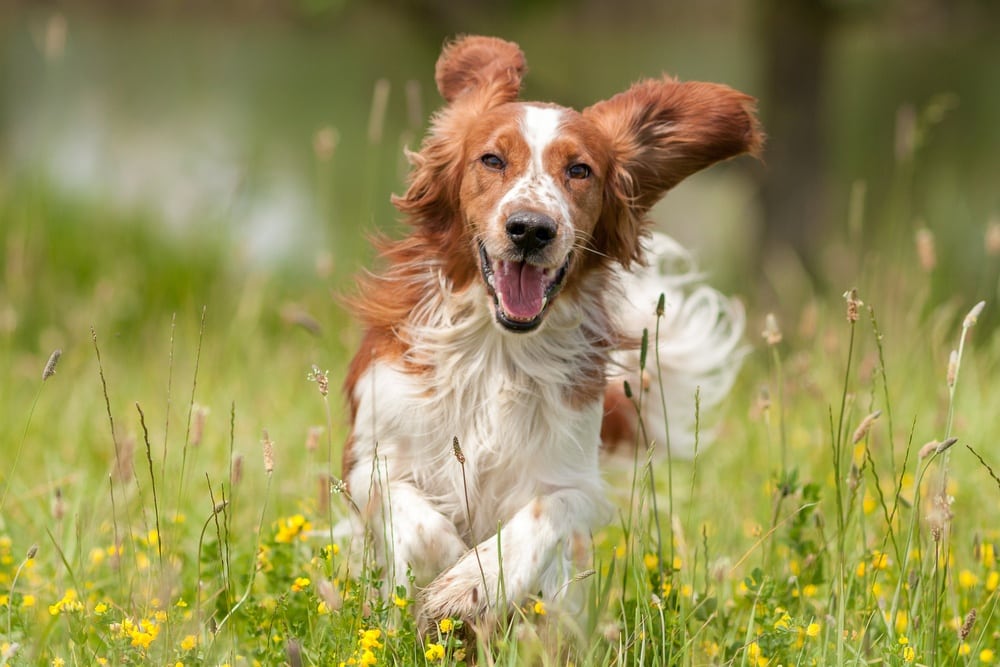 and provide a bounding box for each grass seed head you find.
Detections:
[963,301,985,330]
[987,219,1000,256]
[915,227,936,272]
[51,486,65,520]
[762,313,782,345]
[308,365,330,397]
[844,289,863,323]
[306,426,323,453]
[190,404,209,448]
[452,436,466,465]
[959,608,977,640]
[26,544,38,560]
[42,348,62,381]
[852,410,882,444]
[230,453,244,486]
[262,430,275,475]
[947,350,958,388]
